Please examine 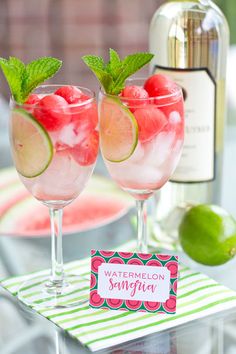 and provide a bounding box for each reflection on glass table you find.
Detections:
[1,285,236,354]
